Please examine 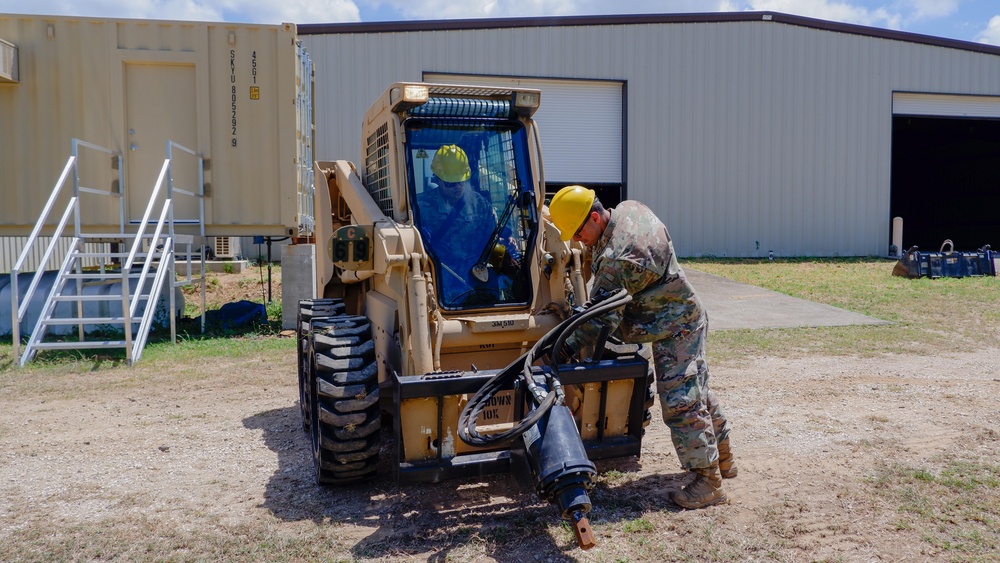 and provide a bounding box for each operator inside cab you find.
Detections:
[417,144,504,307]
